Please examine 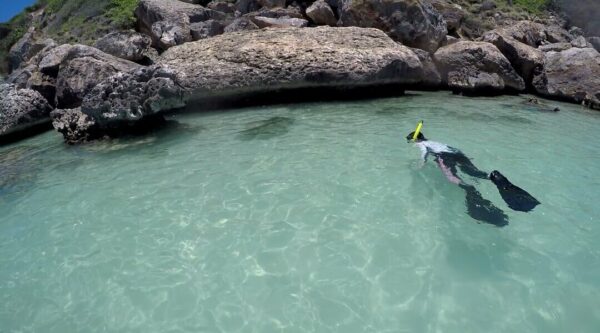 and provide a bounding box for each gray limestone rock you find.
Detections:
[0,84,52,140]
[533,47,600,110]
[94,31,154,62]
[433,41,526,92]
[306,0,337,26]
